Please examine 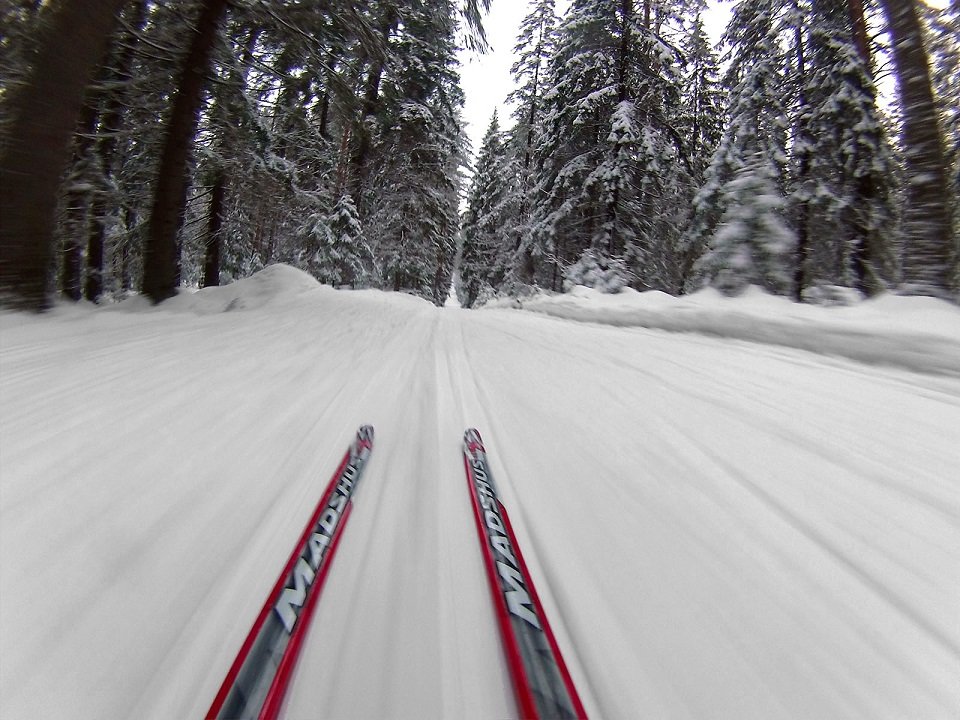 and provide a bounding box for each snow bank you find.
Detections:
[116,263,323,315]
[492,285,960,377]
